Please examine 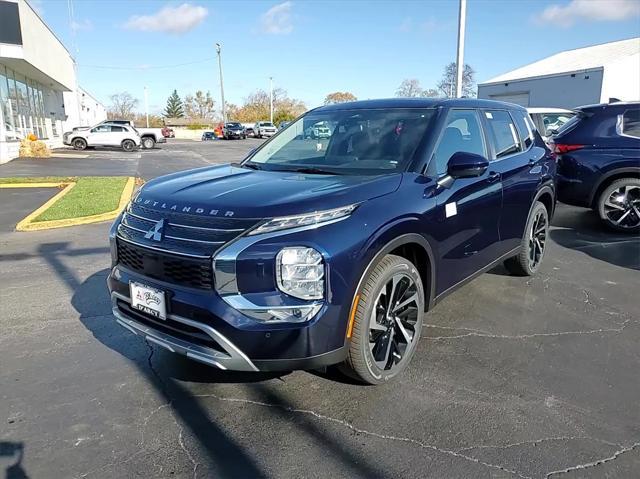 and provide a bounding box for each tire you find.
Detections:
[72,138,87,150]
[340,254,424,385]
[142,137,155,149]
[121,139,136,152]
[504,201,549,276]
[597,178,640,233]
